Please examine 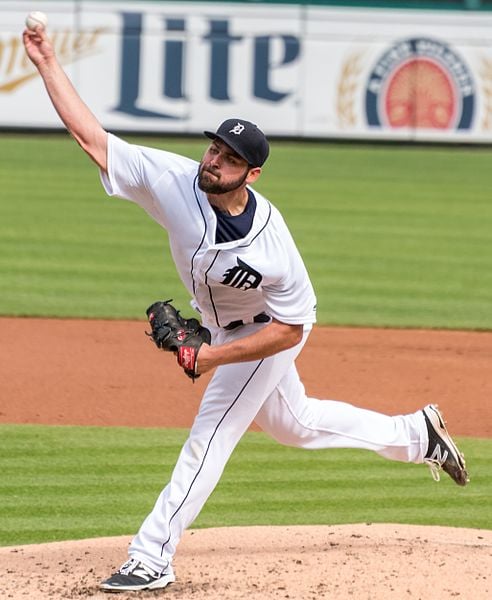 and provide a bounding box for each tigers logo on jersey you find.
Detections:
[221,258,262,290]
